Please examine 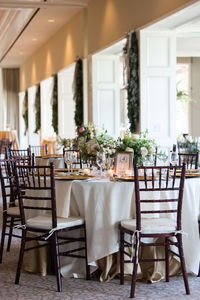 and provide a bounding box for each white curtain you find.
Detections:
[3,68,19,132]
[40,76,55,141]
